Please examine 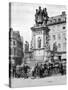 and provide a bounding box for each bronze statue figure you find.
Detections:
[42,8,49,24]
[35,6,49,25]
[35,6,43,25]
